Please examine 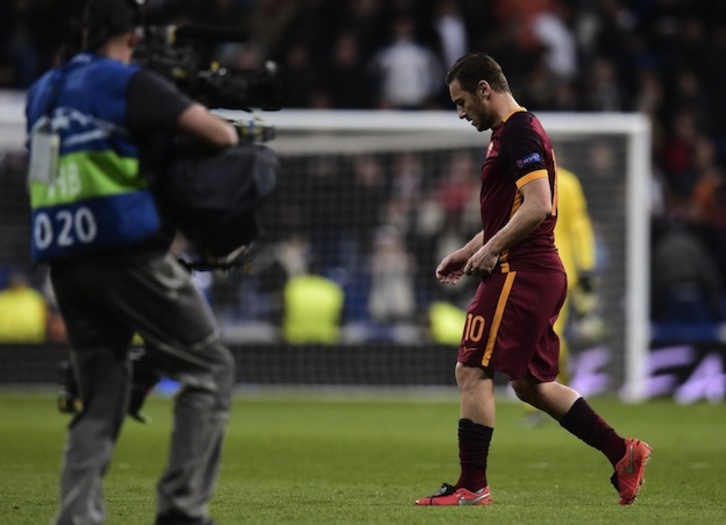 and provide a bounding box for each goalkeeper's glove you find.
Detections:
[570,271,607,341]
[572,271,599,318]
